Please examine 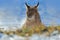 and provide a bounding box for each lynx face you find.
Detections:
[27,8,37,20]
[25,2,39,21]
[27,8,37,18]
